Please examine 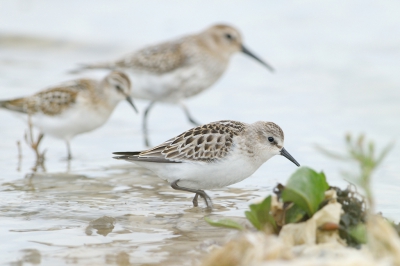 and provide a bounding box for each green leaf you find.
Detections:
[245,210,261,230]
[204,217,244,231]
[348,224,367,244]
[281,167,329,216]
[252,197,271,224]
[246,196,277,231]
[285,203,307,224]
